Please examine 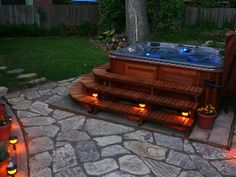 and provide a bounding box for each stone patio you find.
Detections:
[3,78,236,177]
